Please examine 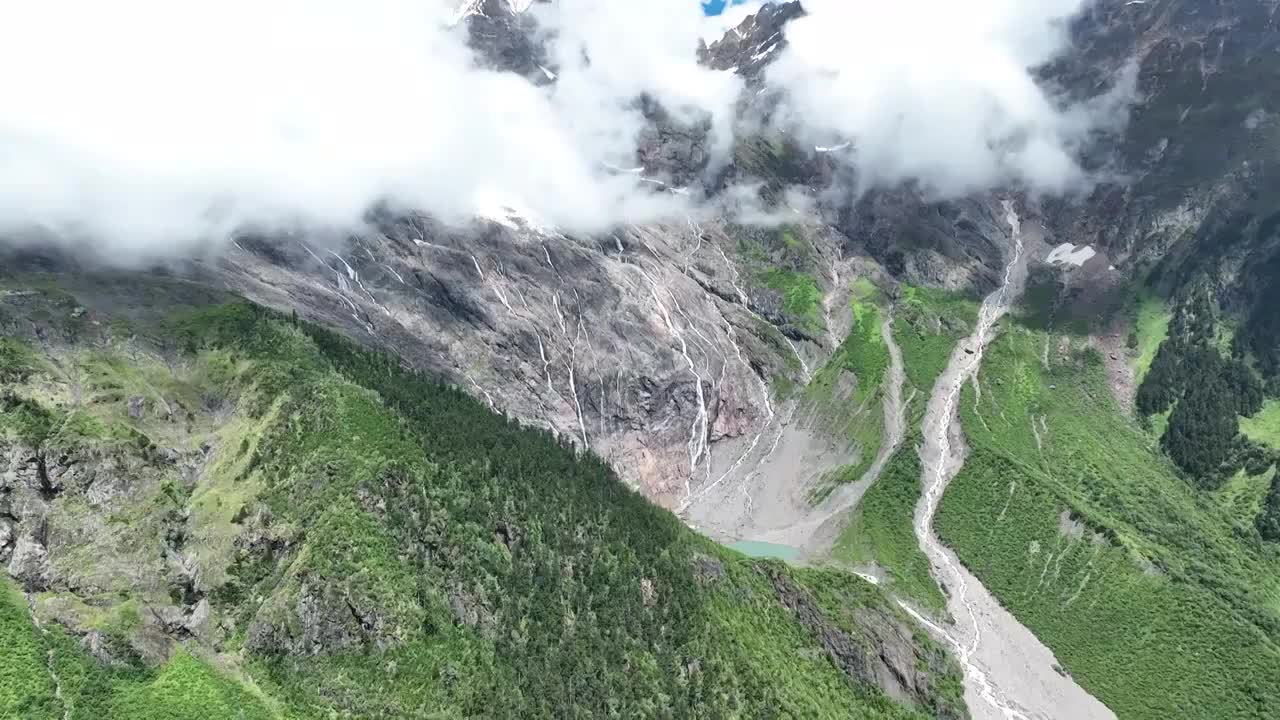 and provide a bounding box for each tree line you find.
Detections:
[1136,287,1269,488]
